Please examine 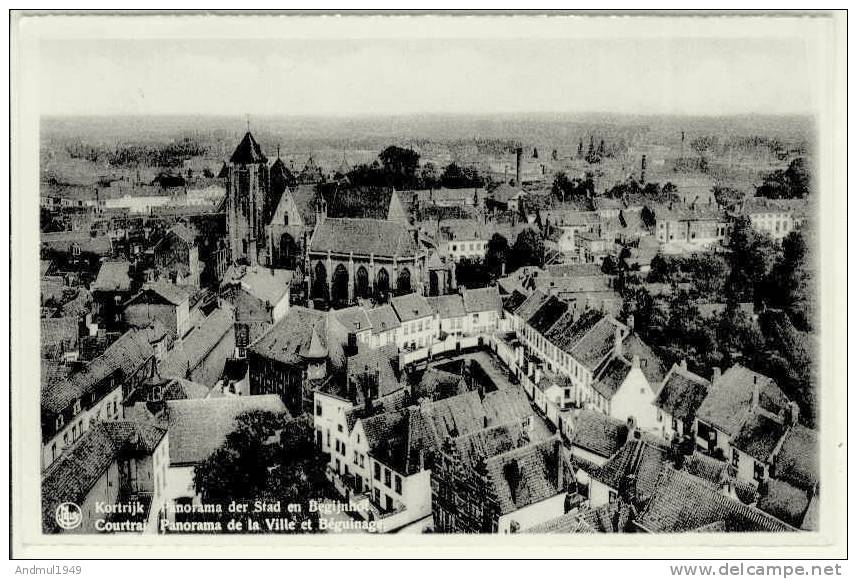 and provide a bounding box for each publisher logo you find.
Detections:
[55,502,82,530]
